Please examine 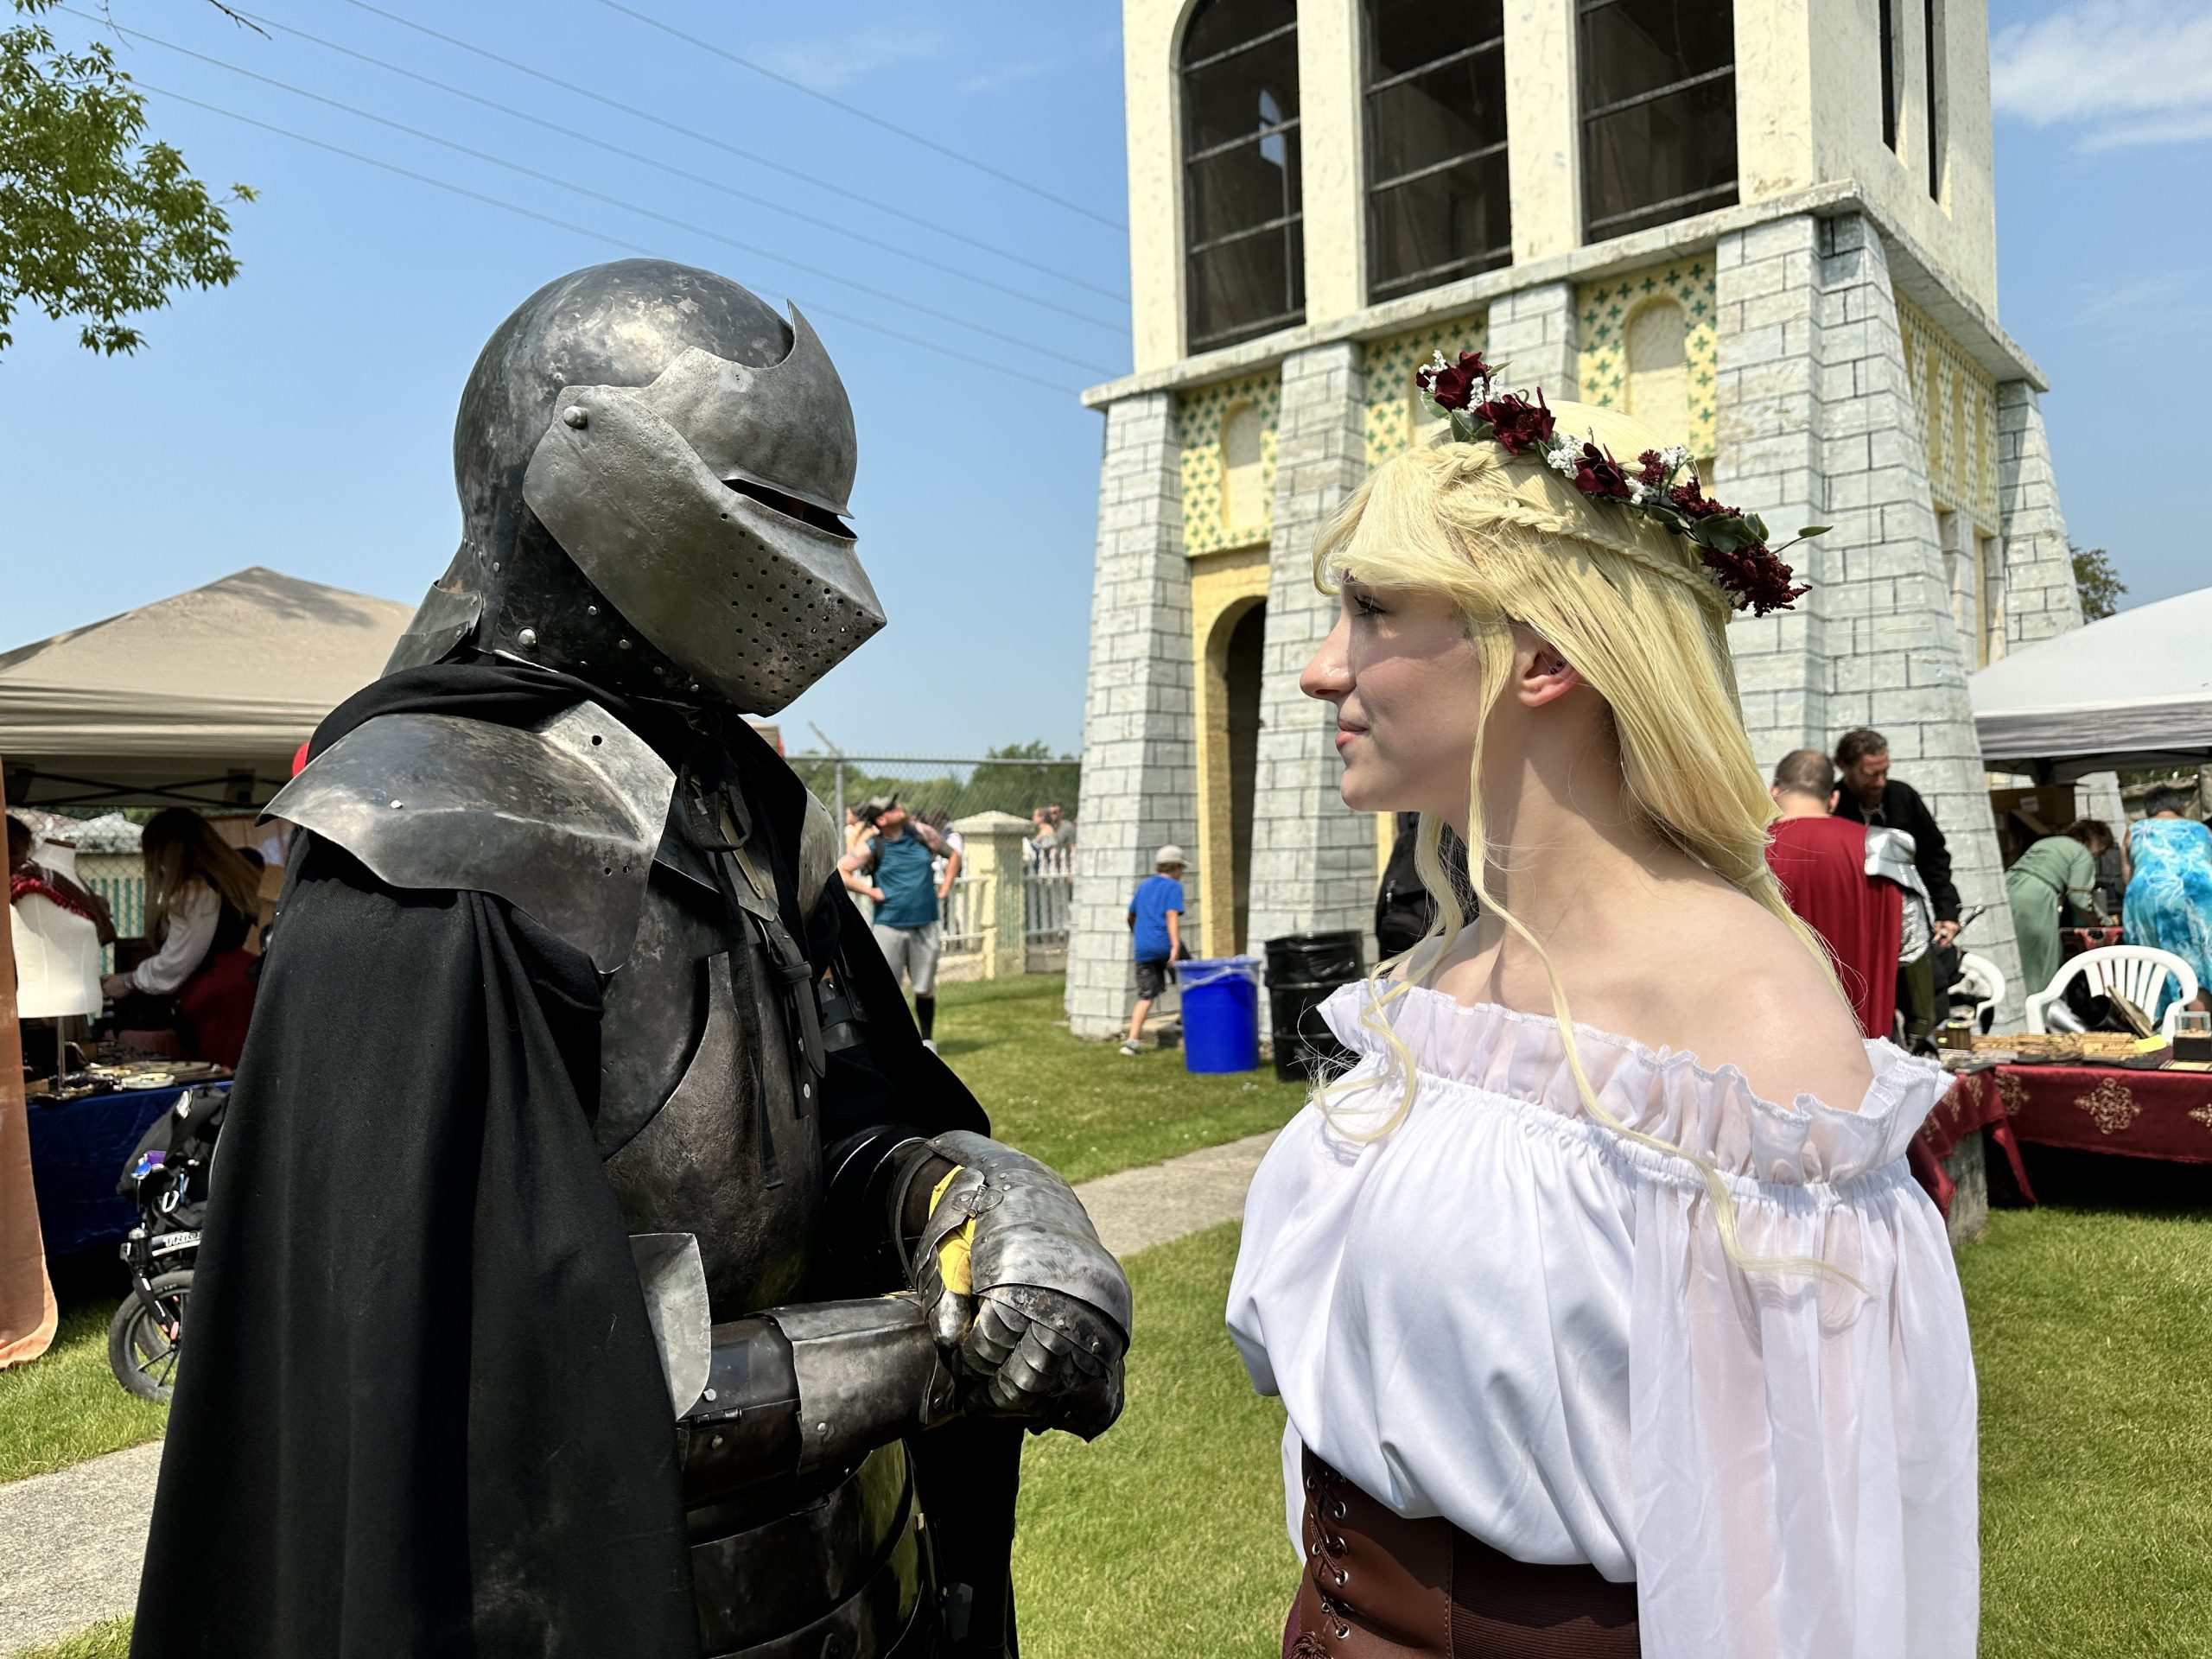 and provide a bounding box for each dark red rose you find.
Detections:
[1573,442,1634,499]
[1637,449,1670,487]
[1700,545,1808,616]
[1472,388,1555,454]
[1668,482,1726,519]
[1418,349,1491,411]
